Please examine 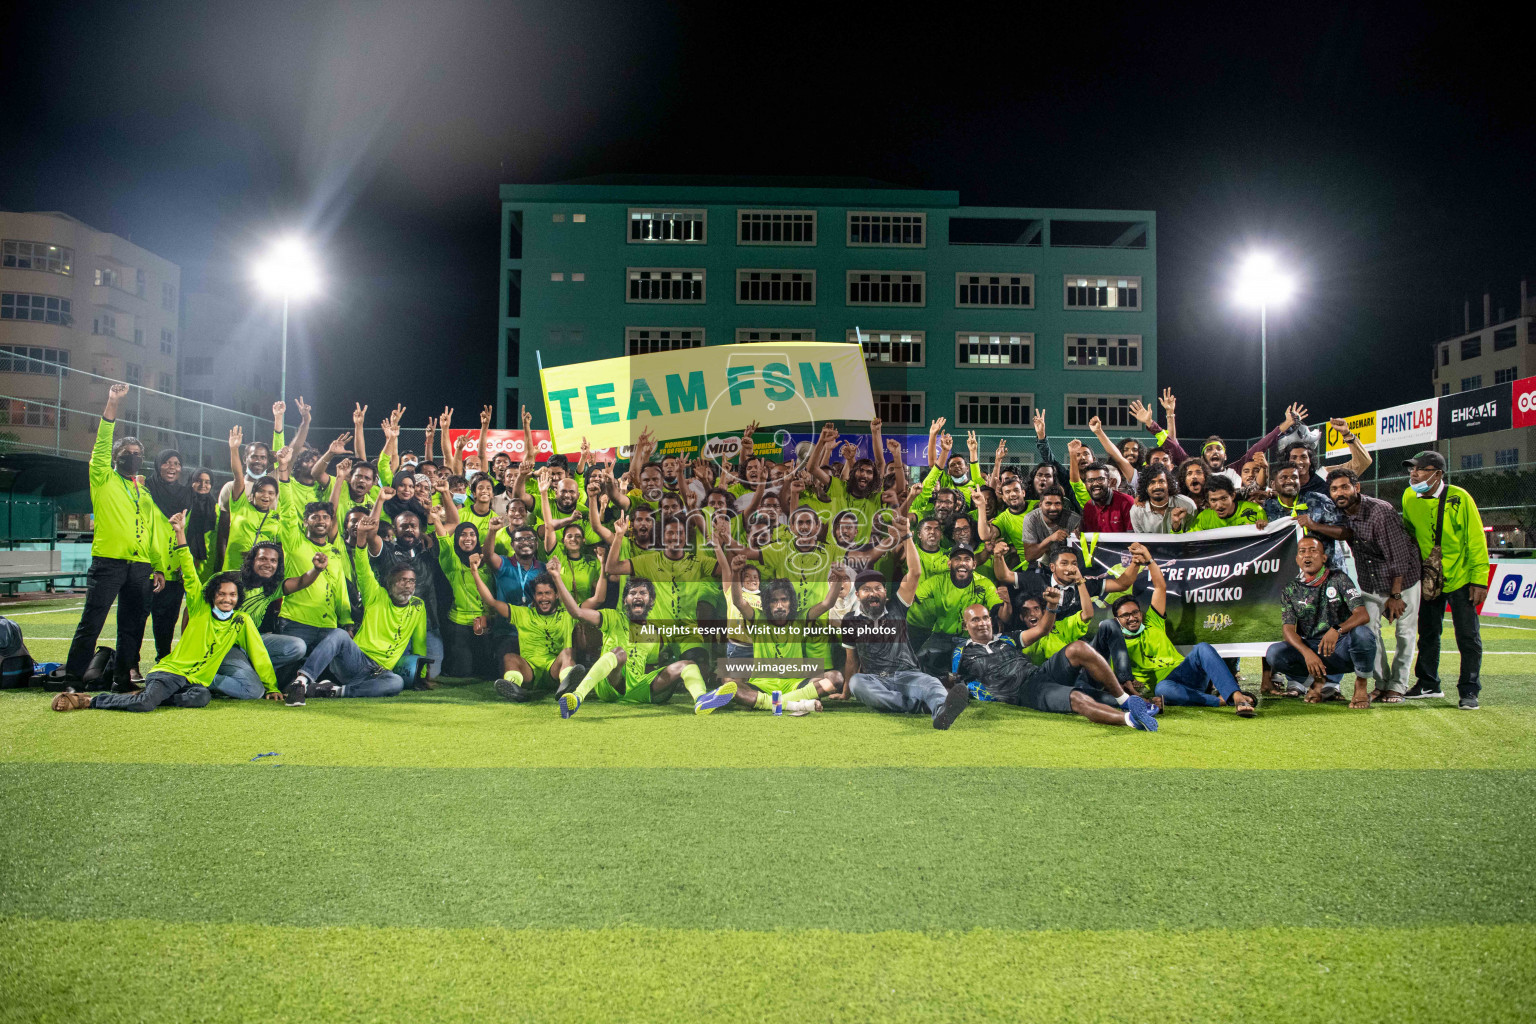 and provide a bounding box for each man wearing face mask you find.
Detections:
[53,512,277,712]
[218,400,286,514]
[60,384,169,690]
[1400,451,1488,708]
